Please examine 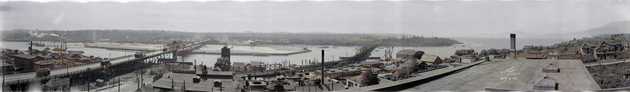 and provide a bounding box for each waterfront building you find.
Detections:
[232,62,246,72]
[420,54,443,65]
[215,46,231,71]
[10,54,43,72]
[358,68,379,86]
[33,60,55,71]
[1,61,16,74]
[595,41,625,60]
[360,60,383,68]
[396,49,423,59]
[323,67,362,79]
[245,61,266,72]
[221,45,230,58]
